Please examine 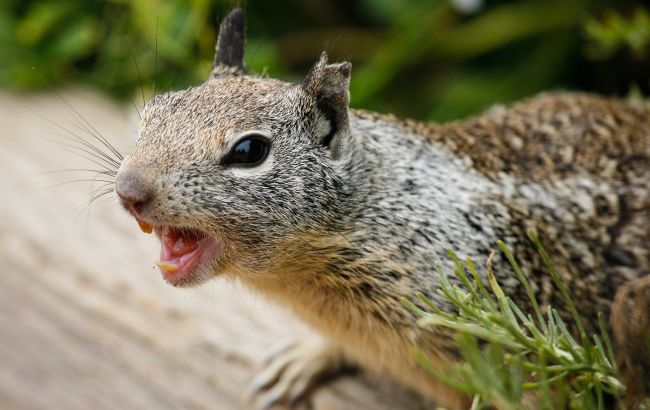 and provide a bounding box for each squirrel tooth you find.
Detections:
[137,219,153,234]
[154,261,179,273]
